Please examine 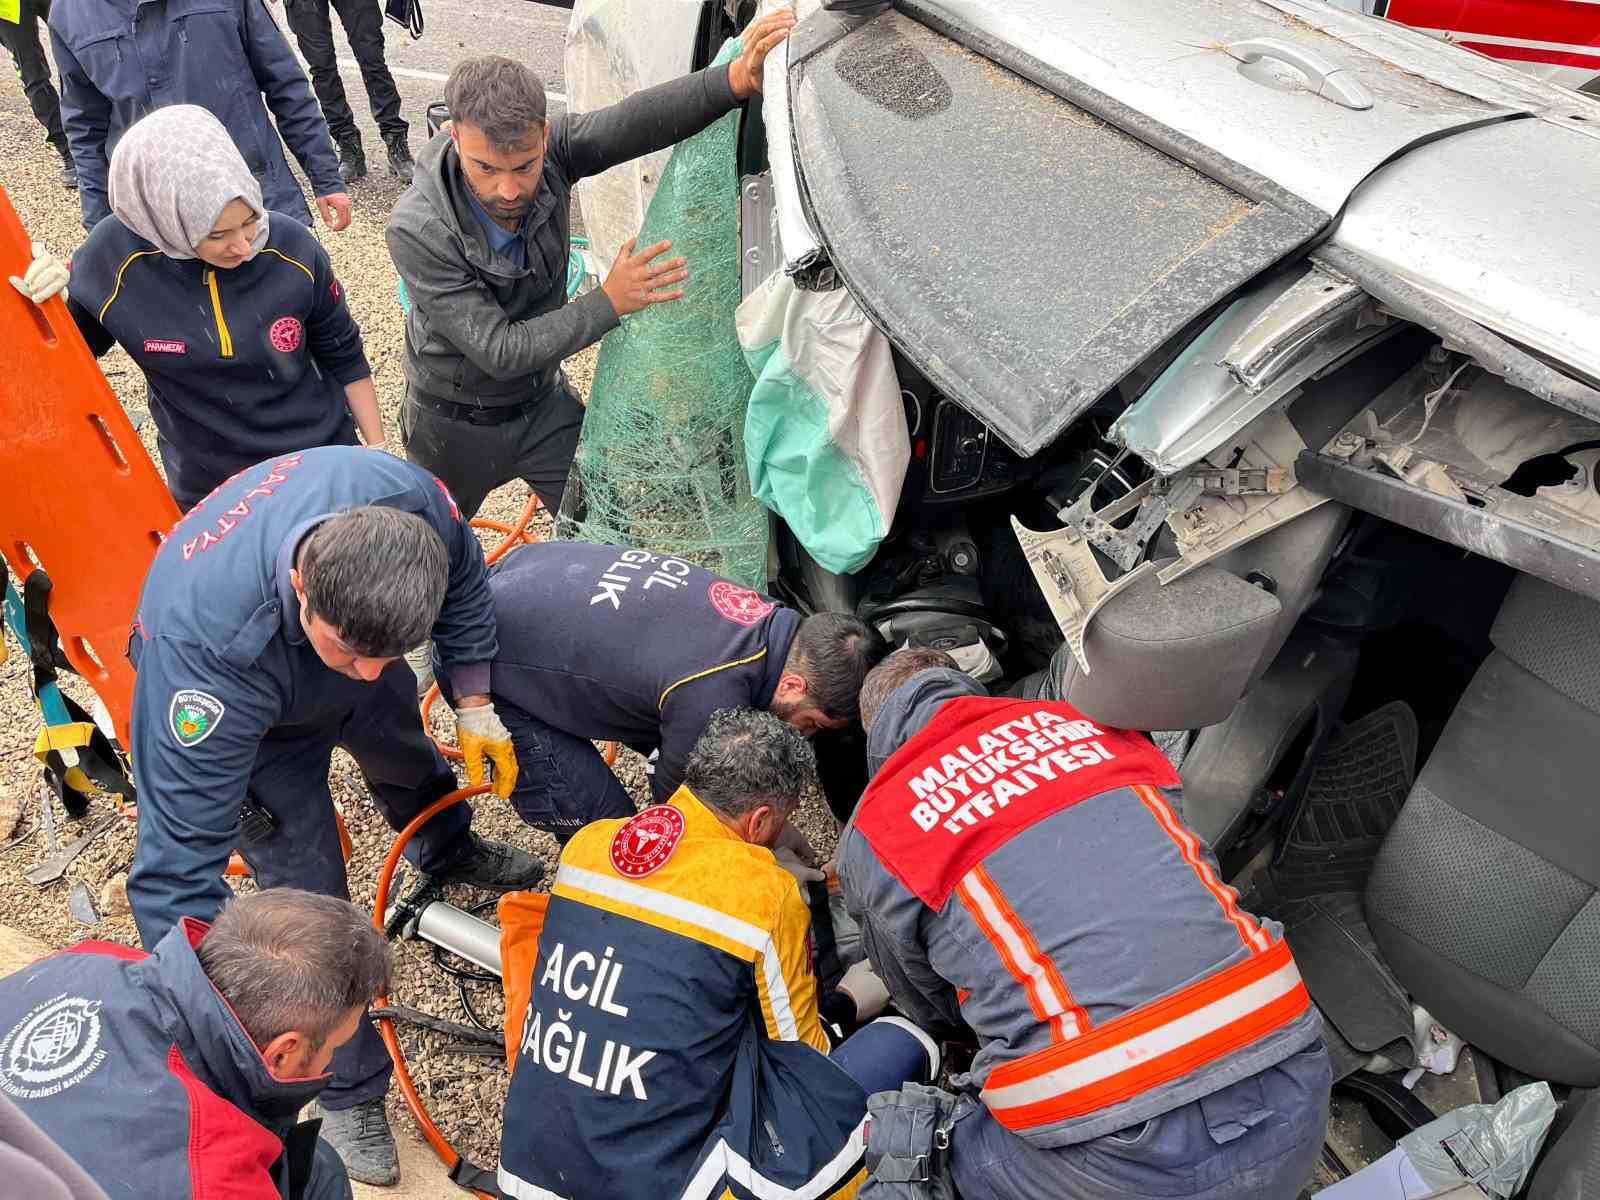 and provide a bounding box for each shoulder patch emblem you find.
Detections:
[268,315,304,353]
[0,995,108,1100]
[609,805,685,879]
[169,690,225,748]
[707,580,776,627]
